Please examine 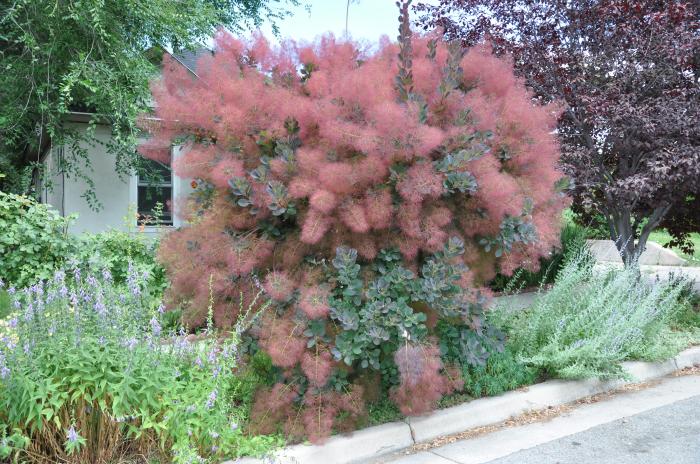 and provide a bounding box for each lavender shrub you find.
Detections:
[494,249,694,380]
